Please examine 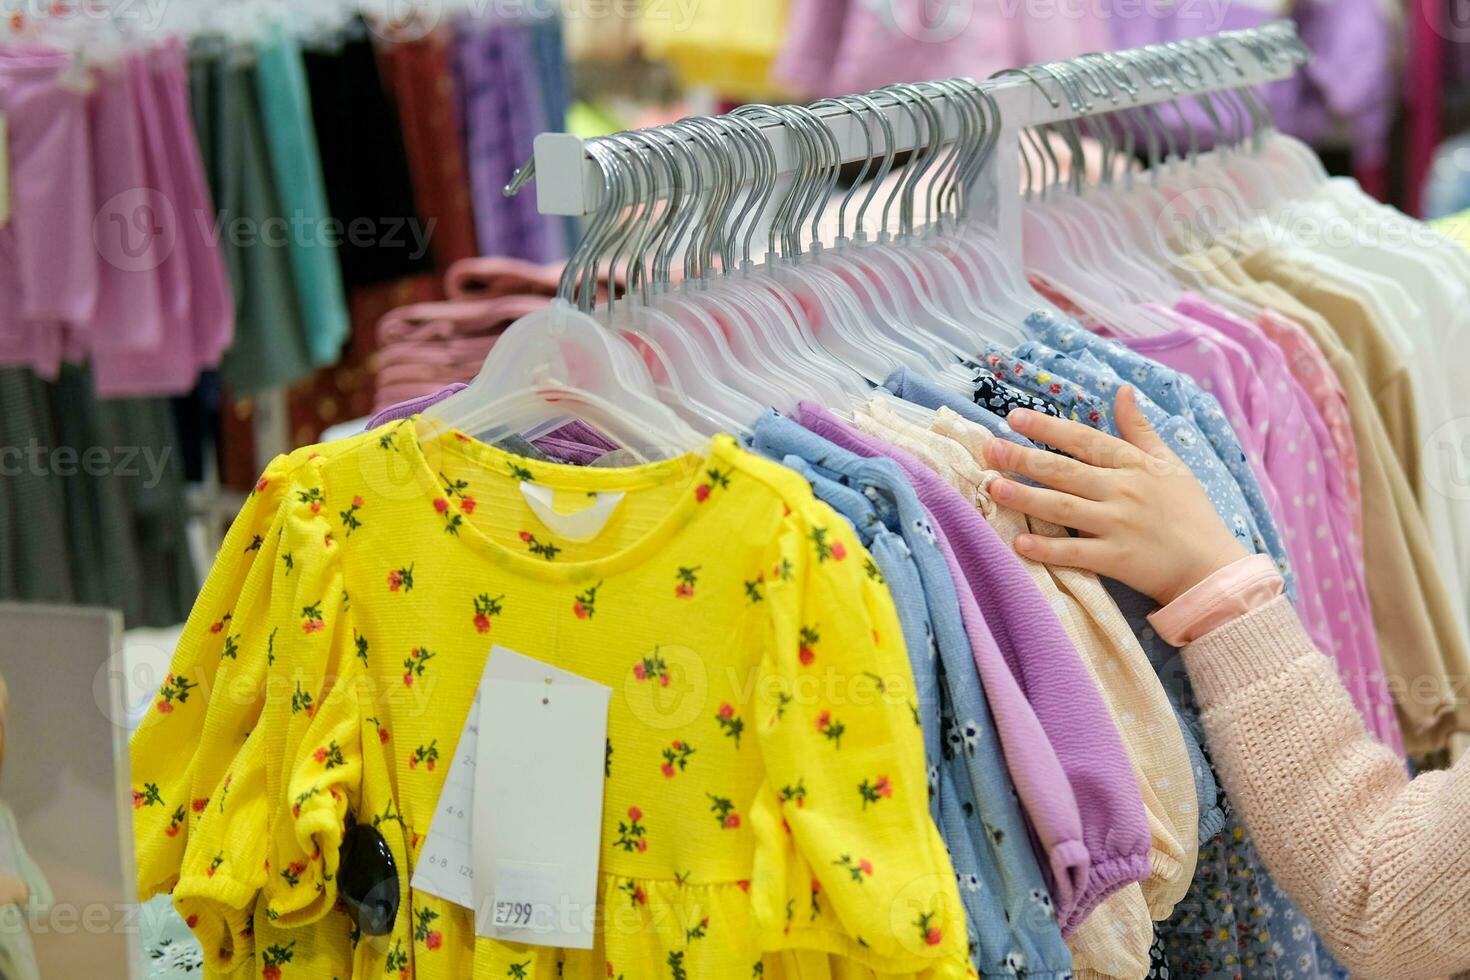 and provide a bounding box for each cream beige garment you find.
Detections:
[1178,249,1470,755]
